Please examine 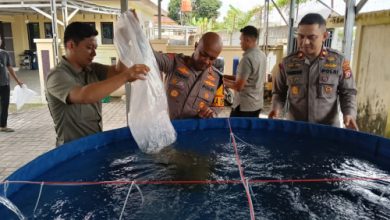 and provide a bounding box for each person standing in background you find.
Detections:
[0,35,23,132]
[223,25,266,117]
